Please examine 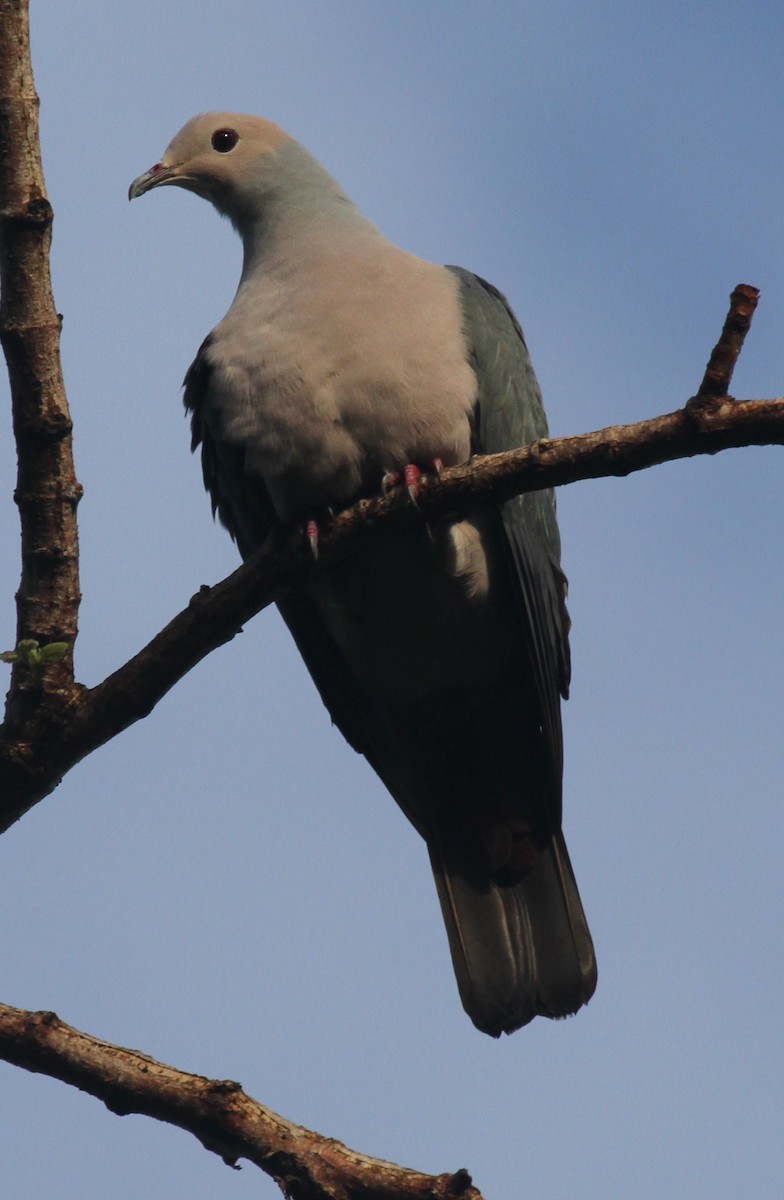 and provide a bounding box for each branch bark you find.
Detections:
[0,0,81,729]
[0,1003,482,1200]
